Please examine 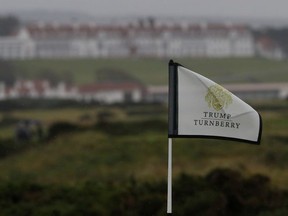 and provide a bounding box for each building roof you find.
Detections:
[147,83,288,94]
[13,80,49,95]
[24,22,250,39]
[224,82,288,92]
